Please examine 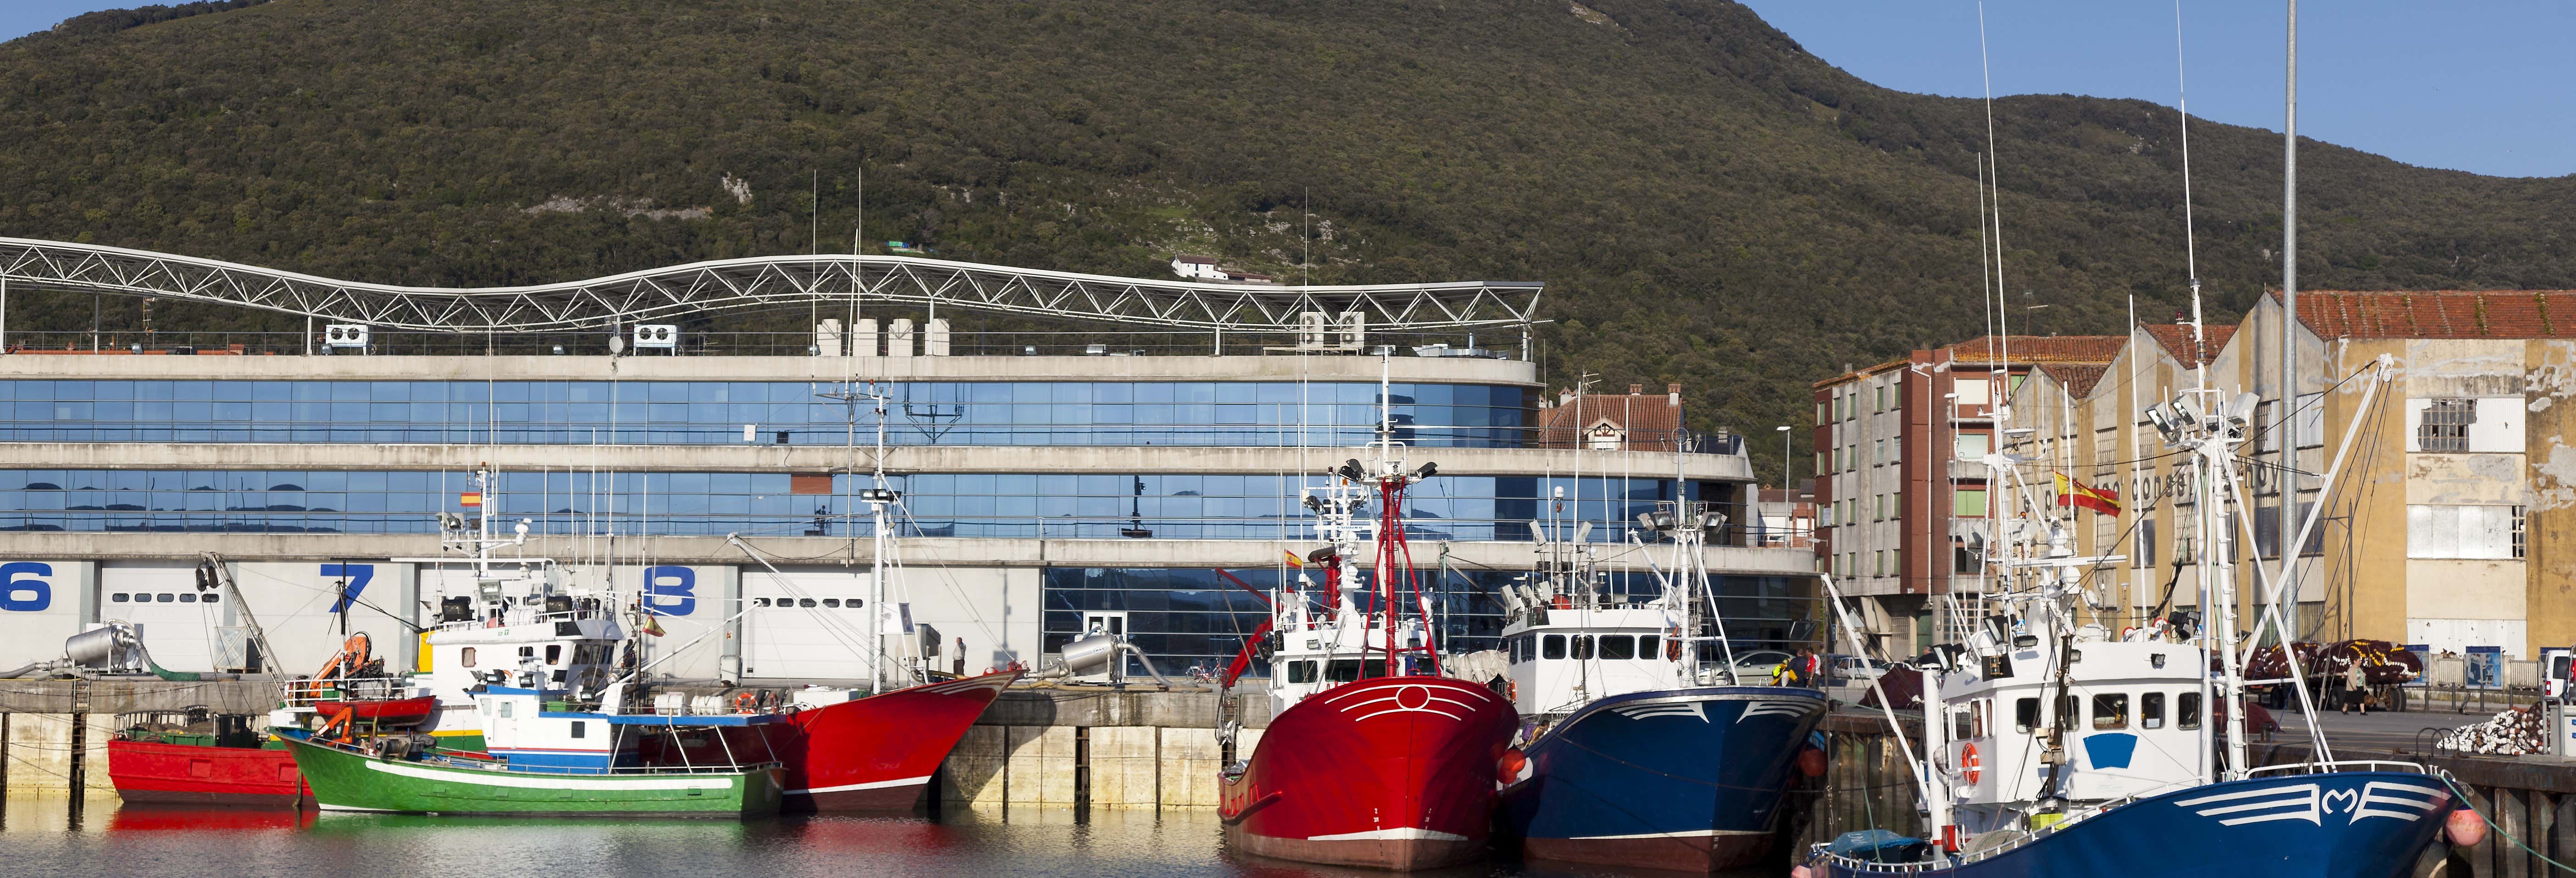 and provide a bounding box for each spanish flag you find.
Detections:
[2055,472,2121,516]
[458,492,483,507]
[1283,550,1305,568]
